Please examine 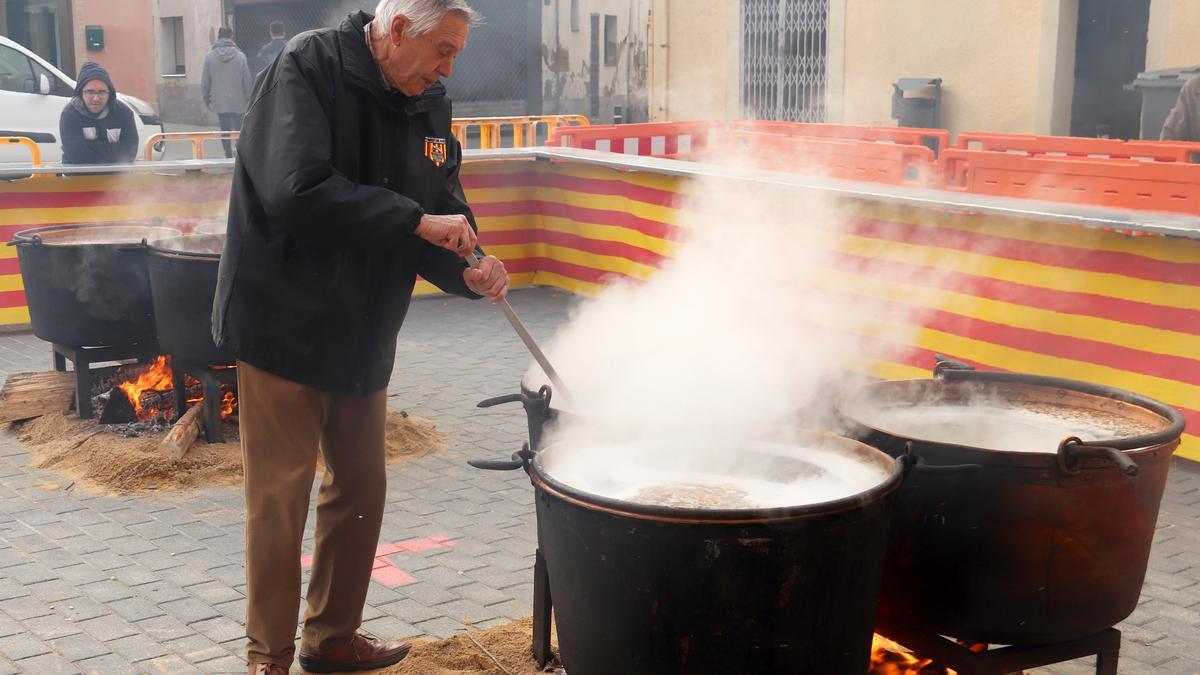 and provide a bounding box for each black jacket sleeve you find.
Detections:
[238,48,424,251]
[417,135,483,299]
[58,106,108,165]
[113,103,139,163]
